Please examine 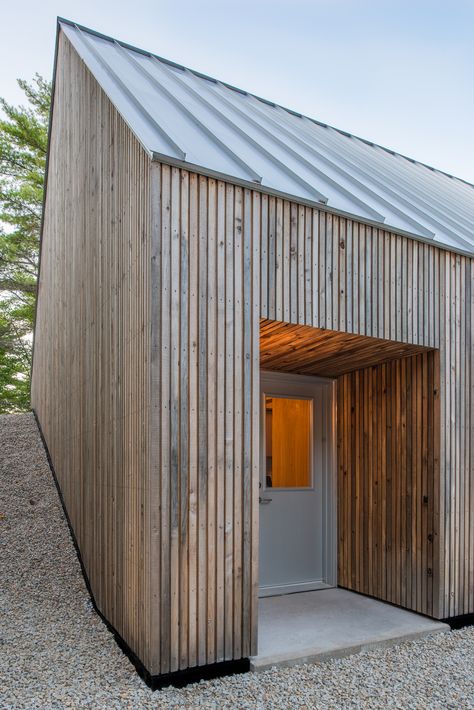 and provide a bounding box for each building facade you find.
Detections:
[31,19,474,684]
